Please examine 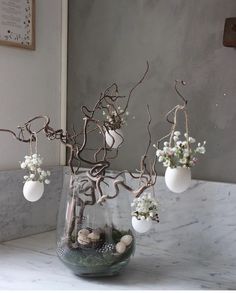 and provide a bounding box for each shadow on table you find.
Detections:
[80,256,236,290]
